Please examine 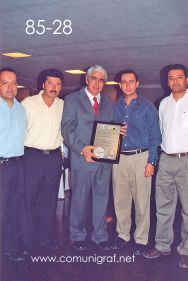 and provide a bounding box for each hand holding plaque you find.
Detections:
[90,121,122,163]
